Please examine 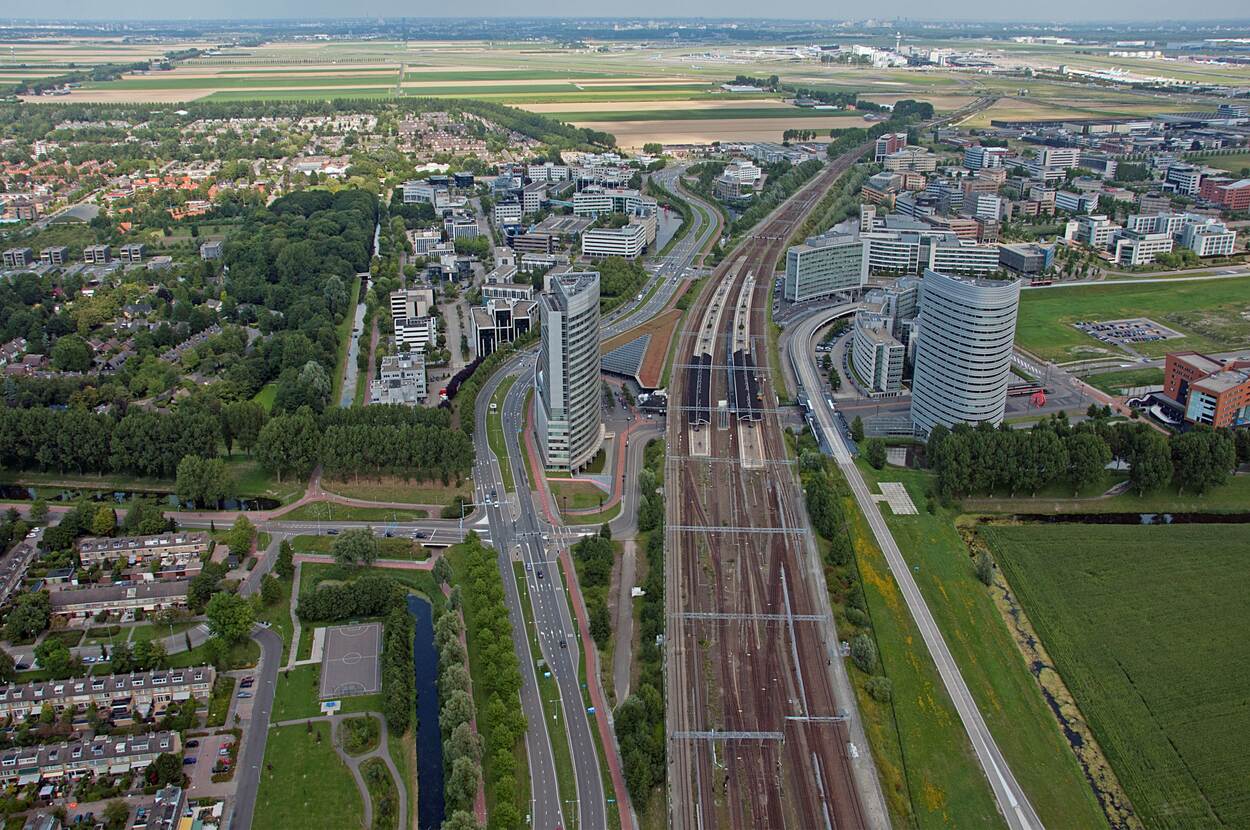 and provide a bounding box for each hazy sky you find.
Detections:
[21,1,1250,23]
